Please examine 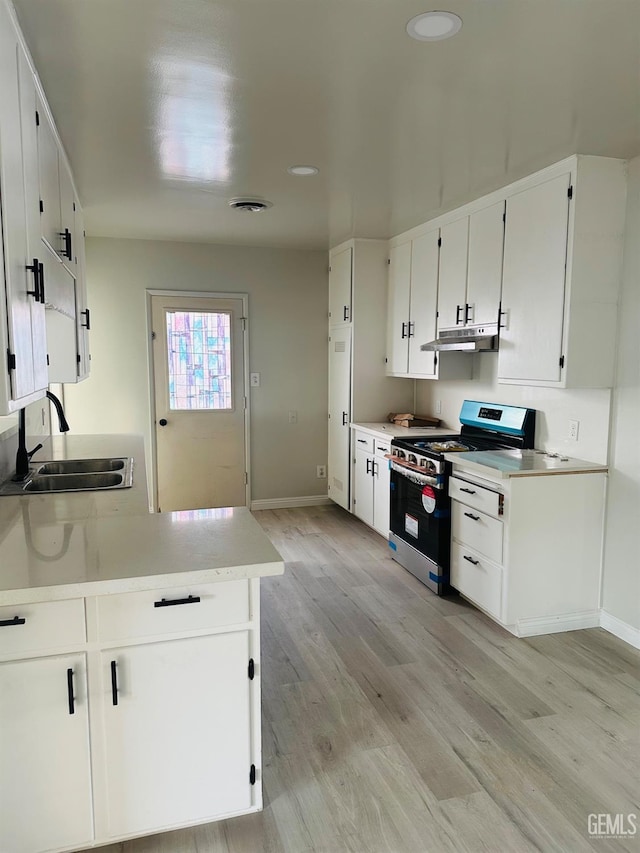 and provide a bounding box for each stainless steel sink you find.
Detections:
[0,457,134,495]
[24,472,125,492]
[35,458,126,475]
